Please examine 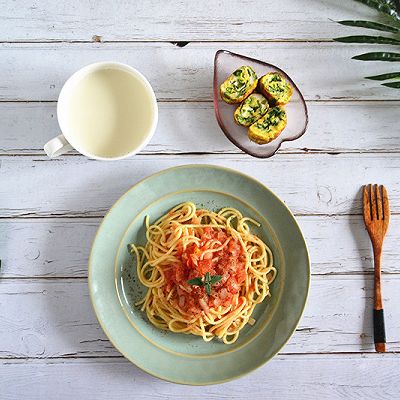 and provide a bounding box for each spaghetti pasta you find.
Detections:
[128,202,276,344]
